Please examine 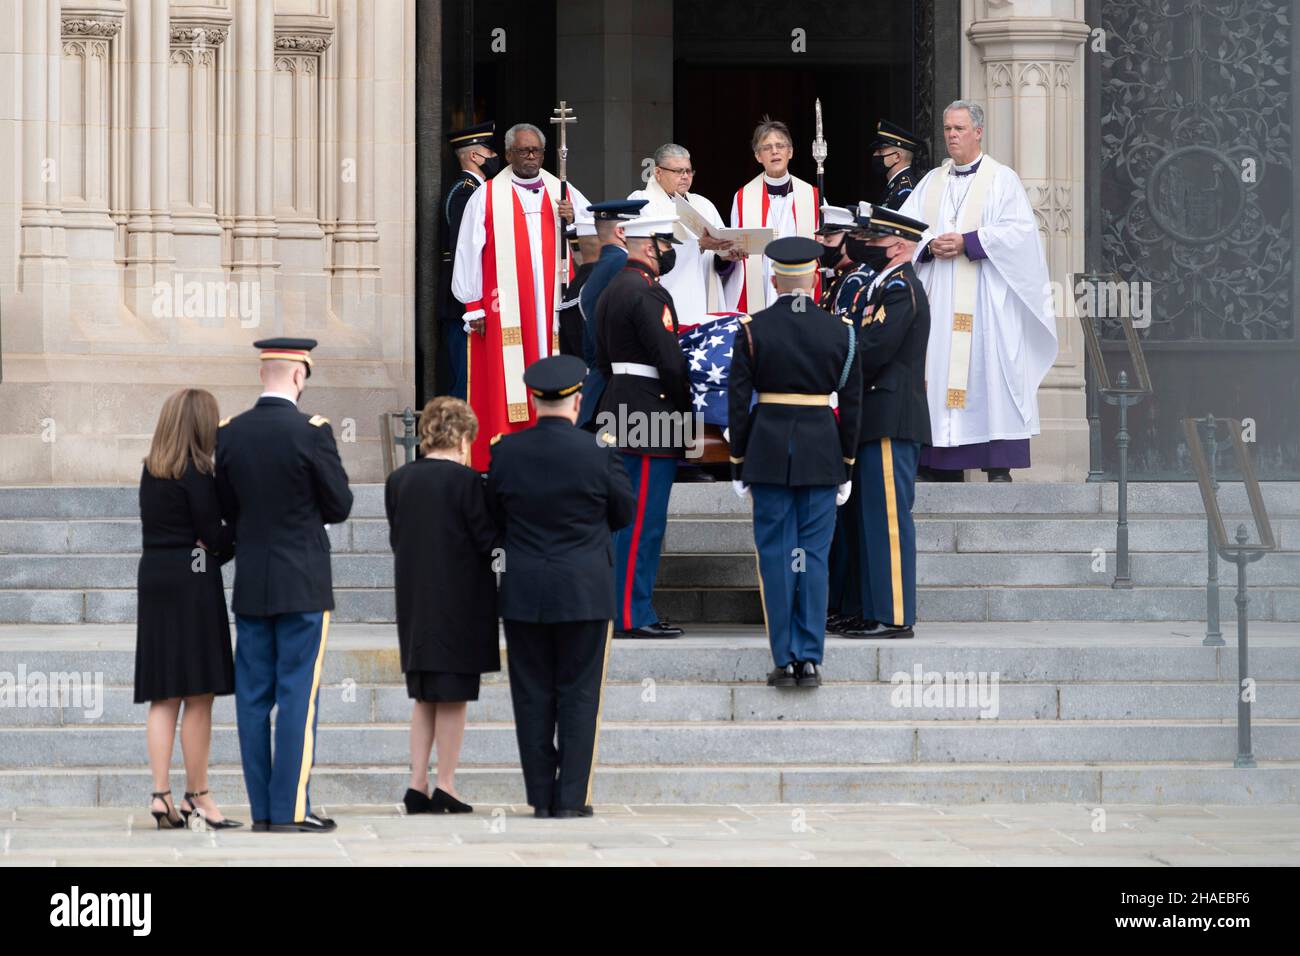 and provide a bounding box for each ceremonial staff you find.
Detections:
[550,101,577,341]
[812,98,828,227]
